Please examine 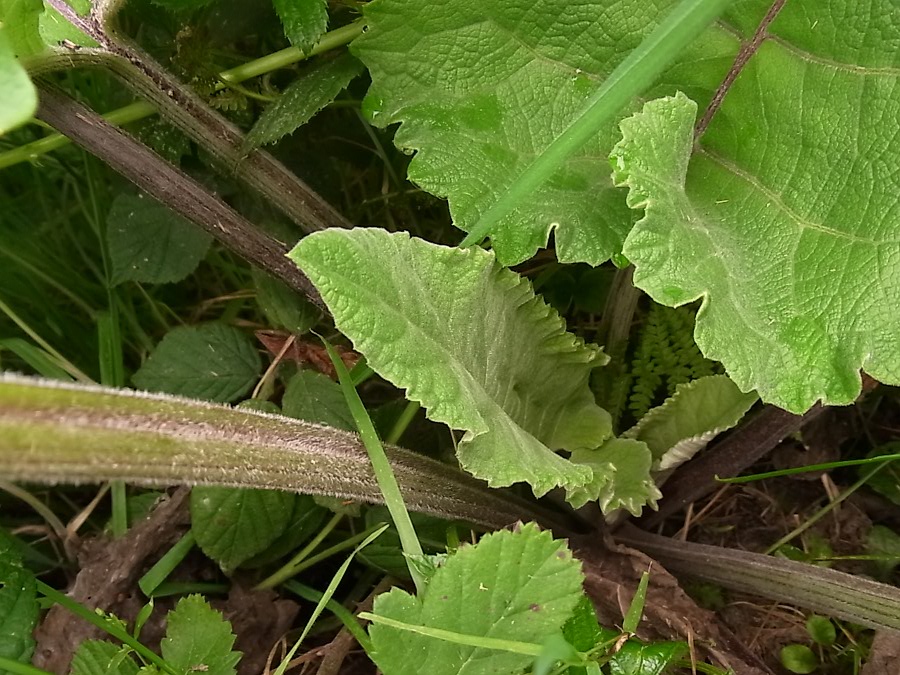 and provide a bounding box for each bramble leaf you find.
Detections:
[107,193,212,286]
[191,487,297,573]
[624,375,758,472]
[352,0,732,265]
[245,53,363,150]
[282,370,354,431]
[0,543,38,672]
[613,85,900,412]
[272,0,327,52]
[0,30,36,136]
[369,523,584,675]
[132,324,261,403]
[252,268,320,335]
[160,595,240,675]
[71,641,140,675]
[290,228,612,498]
